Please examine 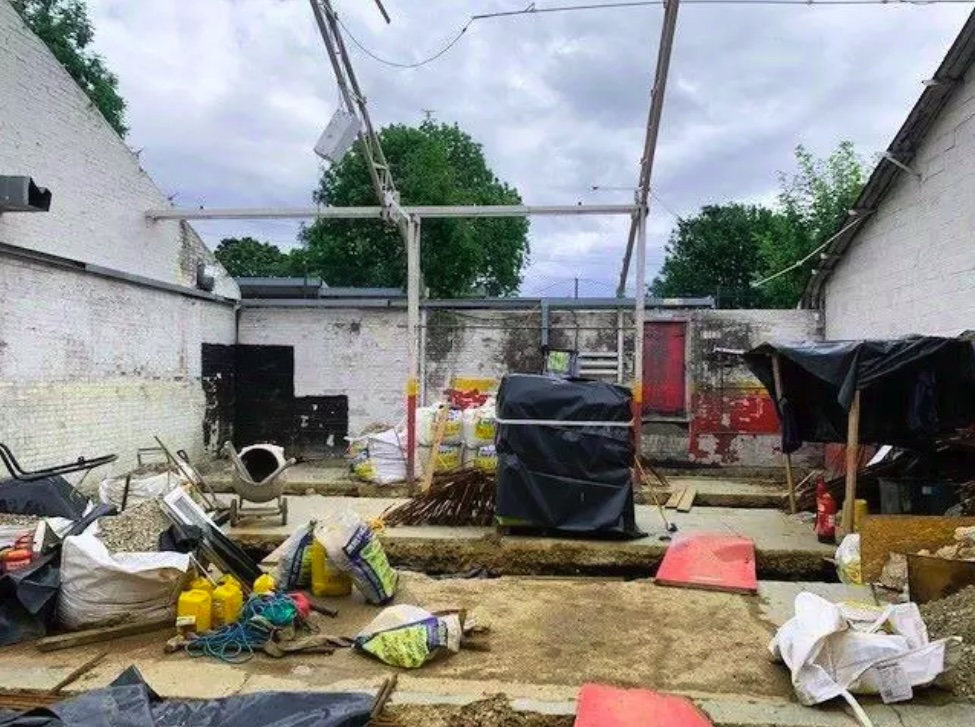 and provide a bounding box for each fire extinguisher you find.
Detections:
[815,476,837,544]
